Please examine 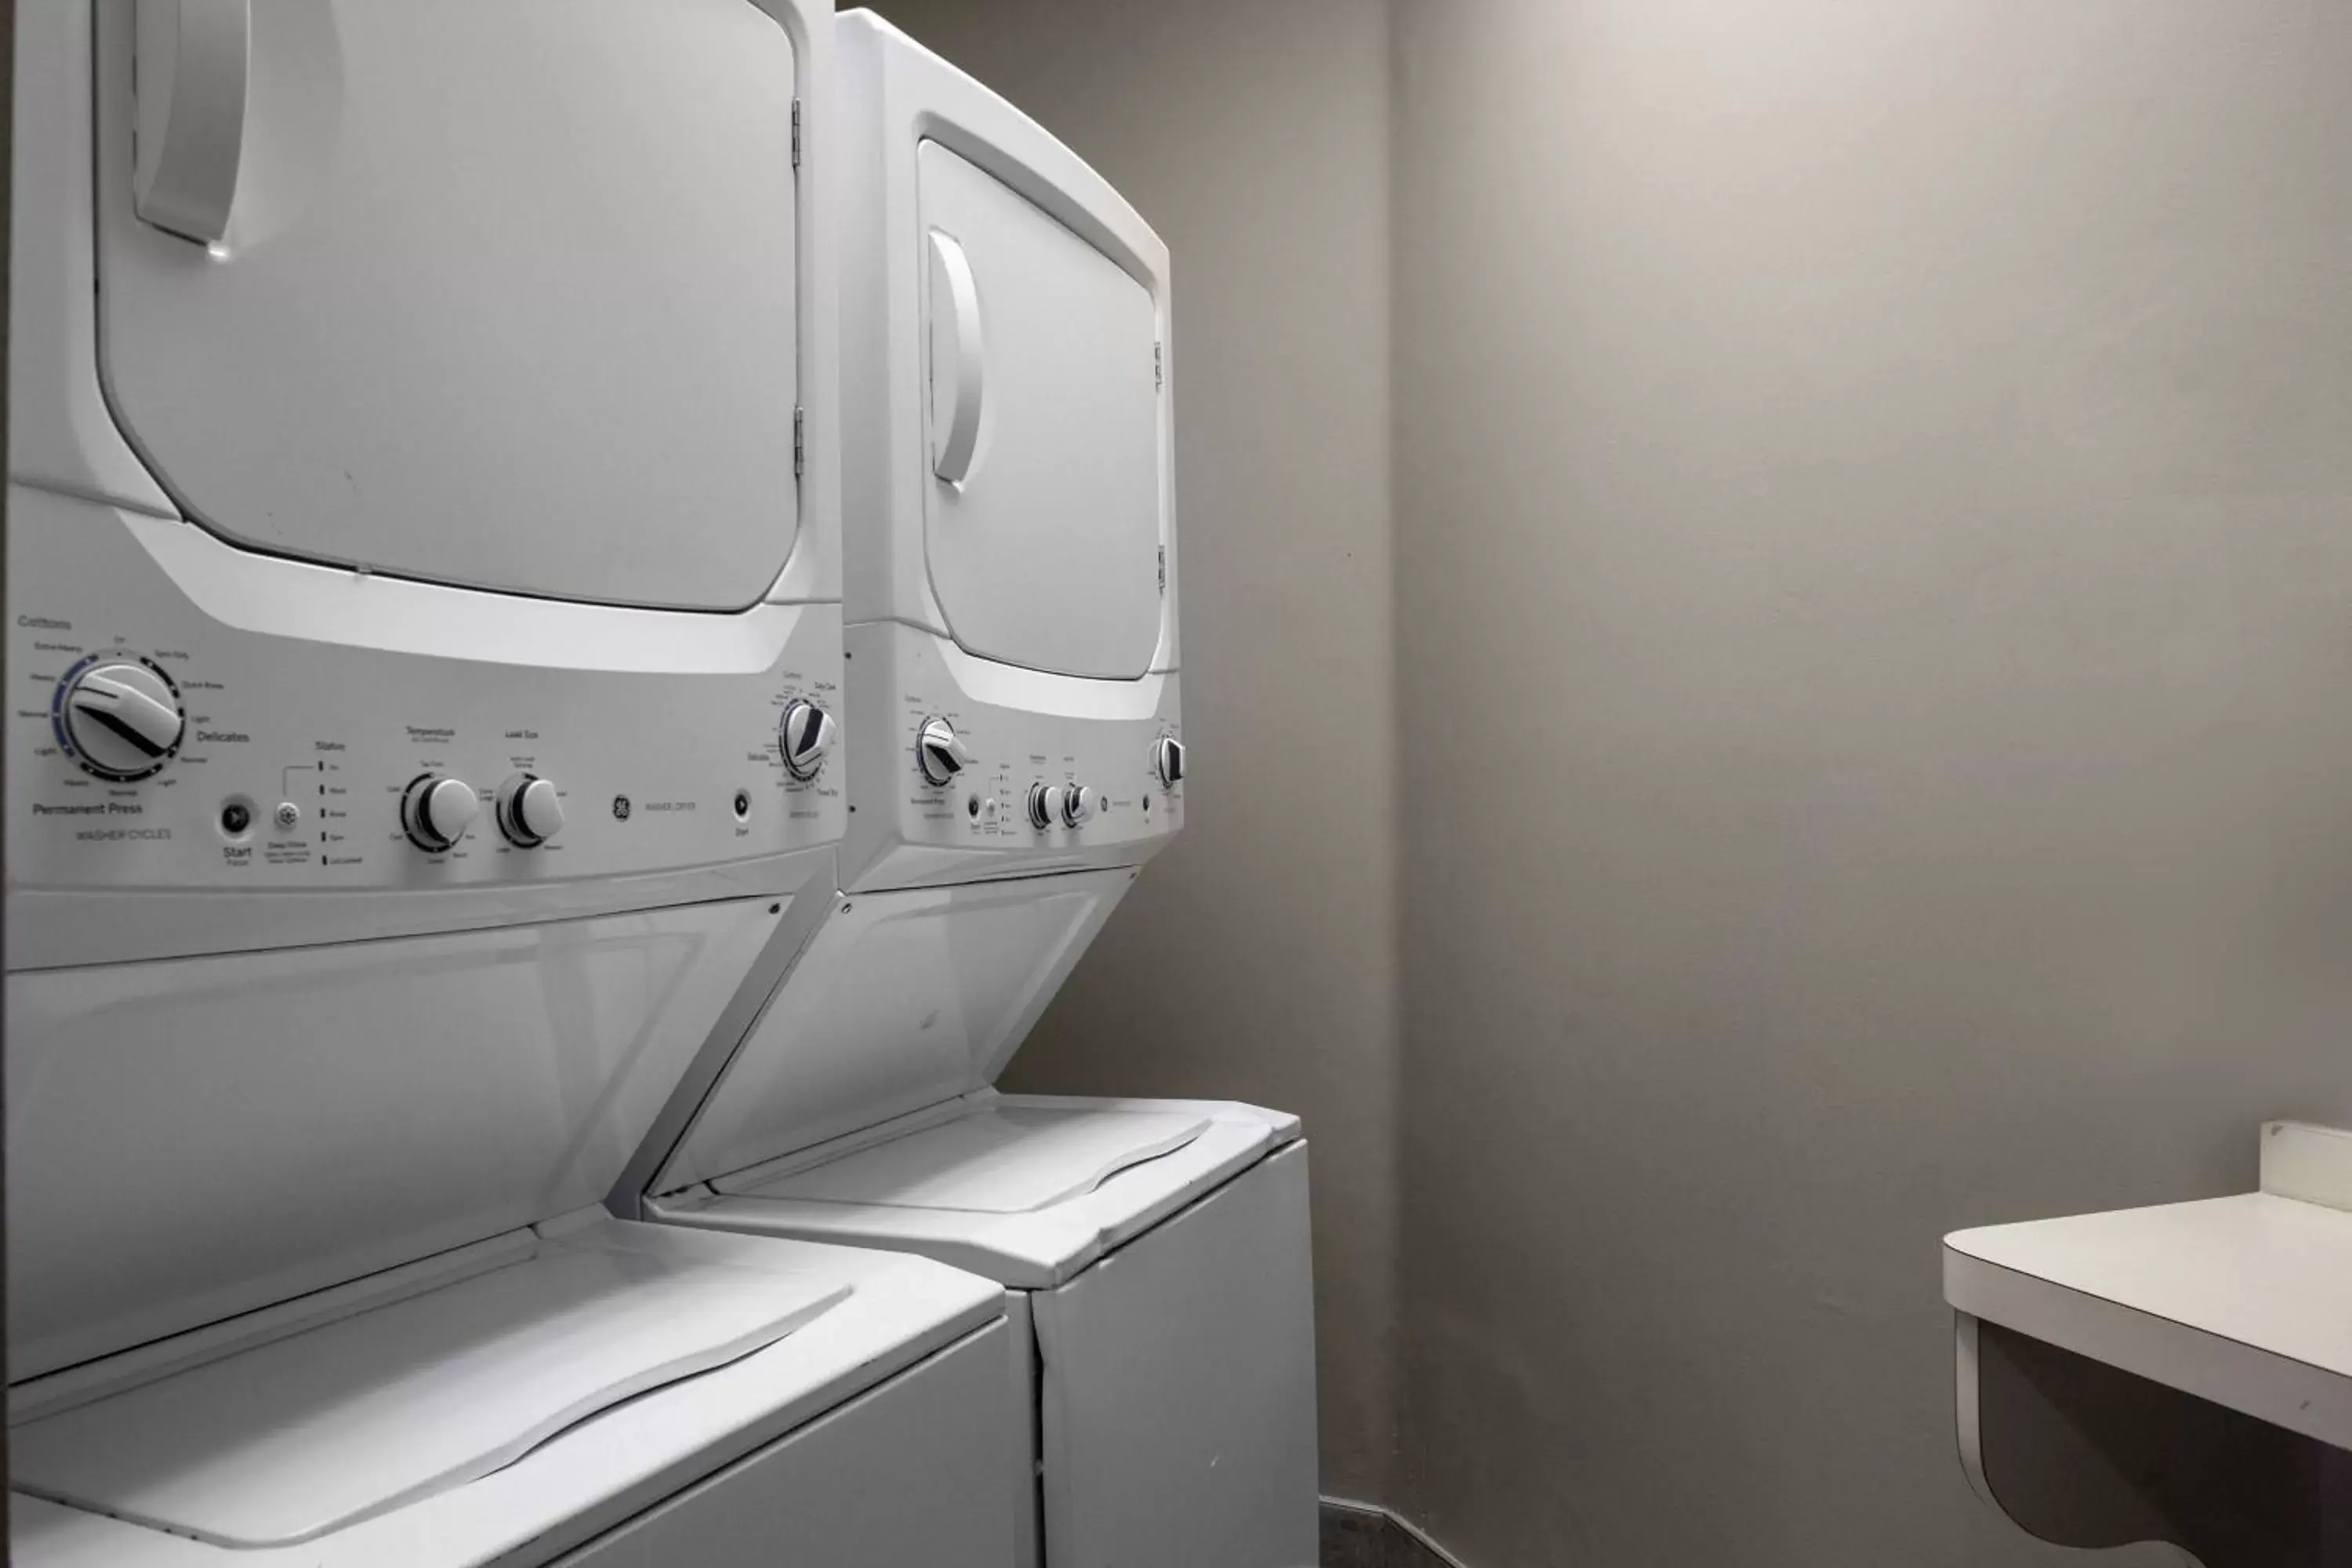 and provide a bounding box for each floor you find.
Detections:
[1320,1501,1460,1568]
